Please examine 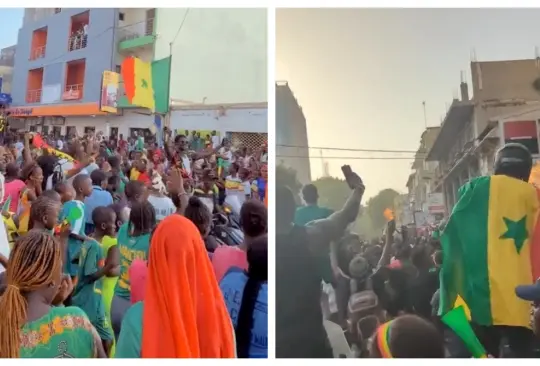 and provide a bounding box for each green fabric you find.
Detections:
[114,223,151,301]
[72,239,114,341]
[294,205,334,226]
[438,176,491,325]
[115,301,143,358]
[152,57,171,114]
[20,306,97,358]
